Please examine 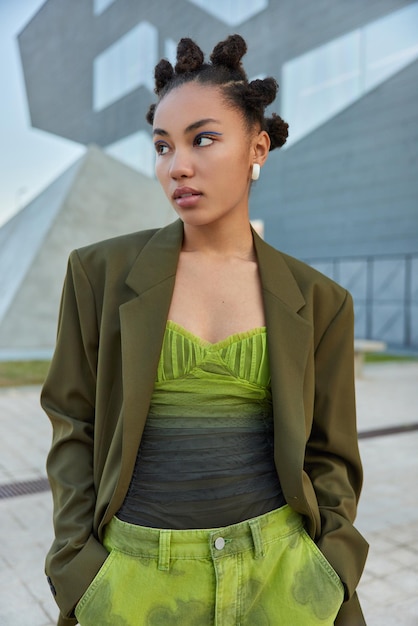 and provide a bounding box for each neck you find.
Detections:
[182,218,255,261]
